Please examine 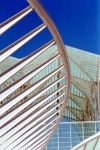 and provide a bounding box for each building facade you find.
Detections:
[1,0,100,149]
[46,121,100,150]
